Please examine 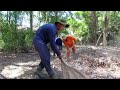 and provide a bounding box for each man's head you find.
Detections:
[55,19,69,31]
